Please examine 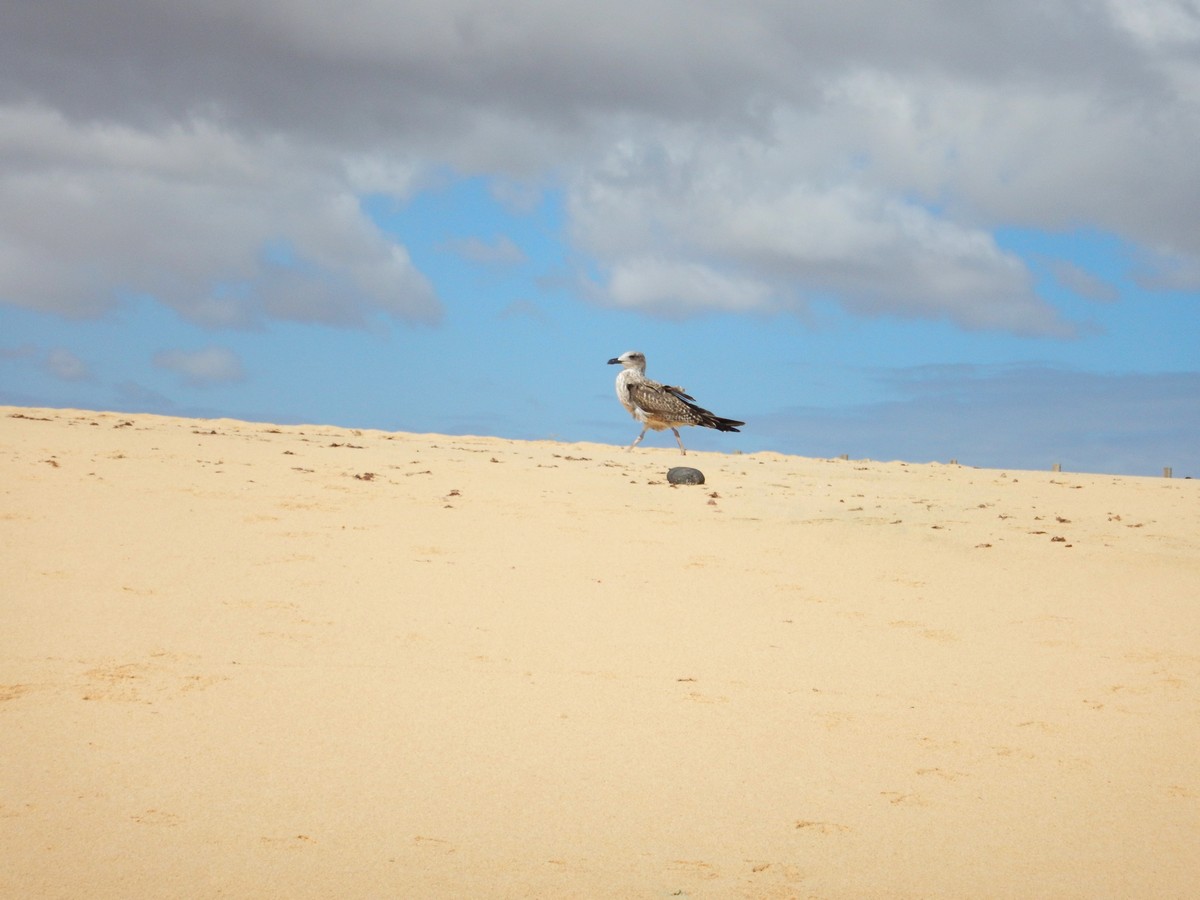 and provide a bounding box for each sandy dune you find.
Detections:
[2,407,1197,898]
